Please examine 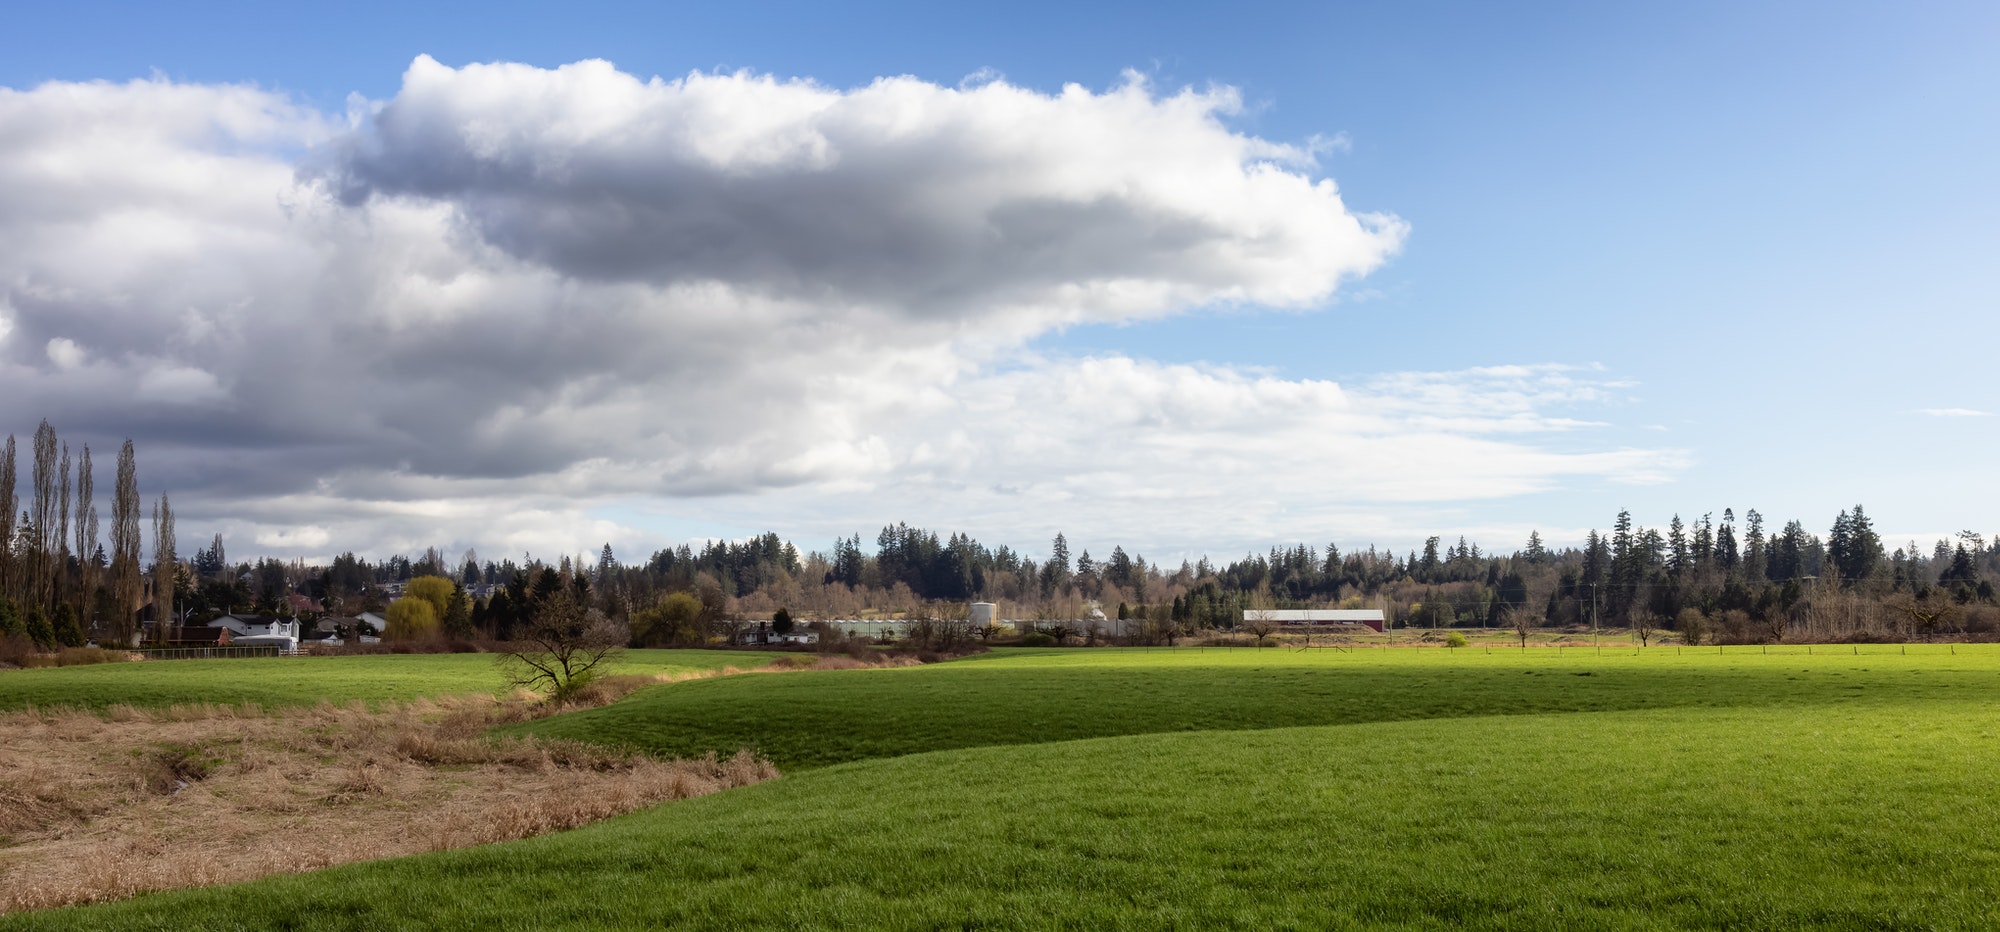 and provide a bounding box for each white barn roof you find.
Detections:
[1243,609,1385,622]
